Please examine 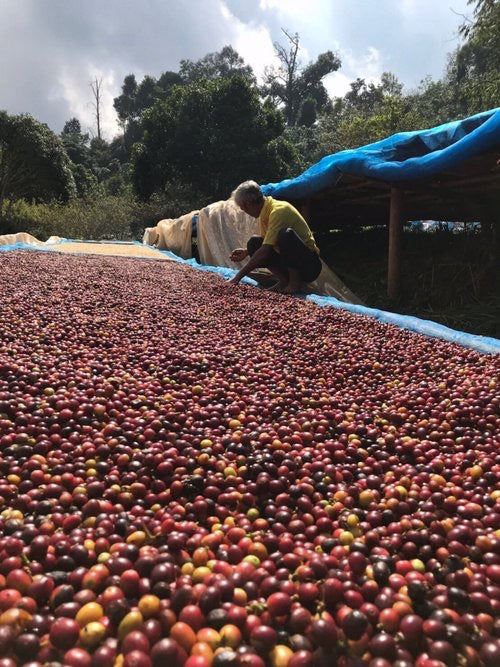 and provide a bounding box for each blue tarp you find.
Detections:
[262,108,500,199]
[1,241,499,355]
